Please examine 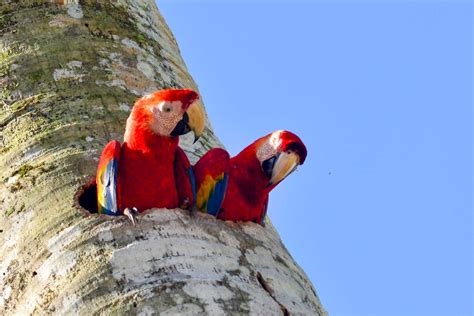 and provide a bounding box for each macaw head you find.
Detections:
[255,130,307,188]
[130,88,205,141]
